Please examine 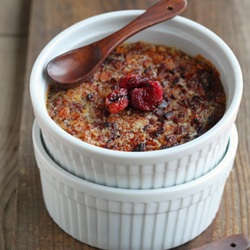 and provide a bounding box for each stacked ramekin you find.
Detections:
[30,11,242,250]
